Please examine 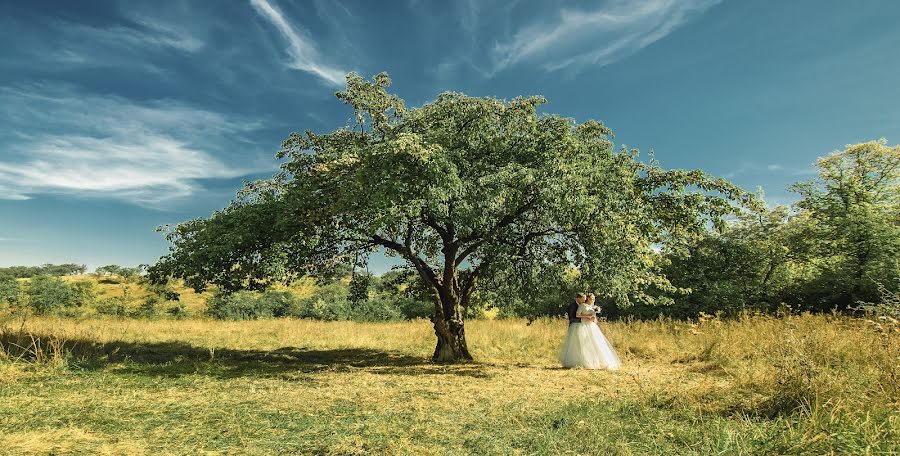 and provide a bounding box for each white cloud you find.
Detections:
[61,21,204,55]
[490,0,719,75]
[0,13,203,78]
[249,0,347,87]
[0,84,266,206]
[128,16,205,53]
[767,164,783,171]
